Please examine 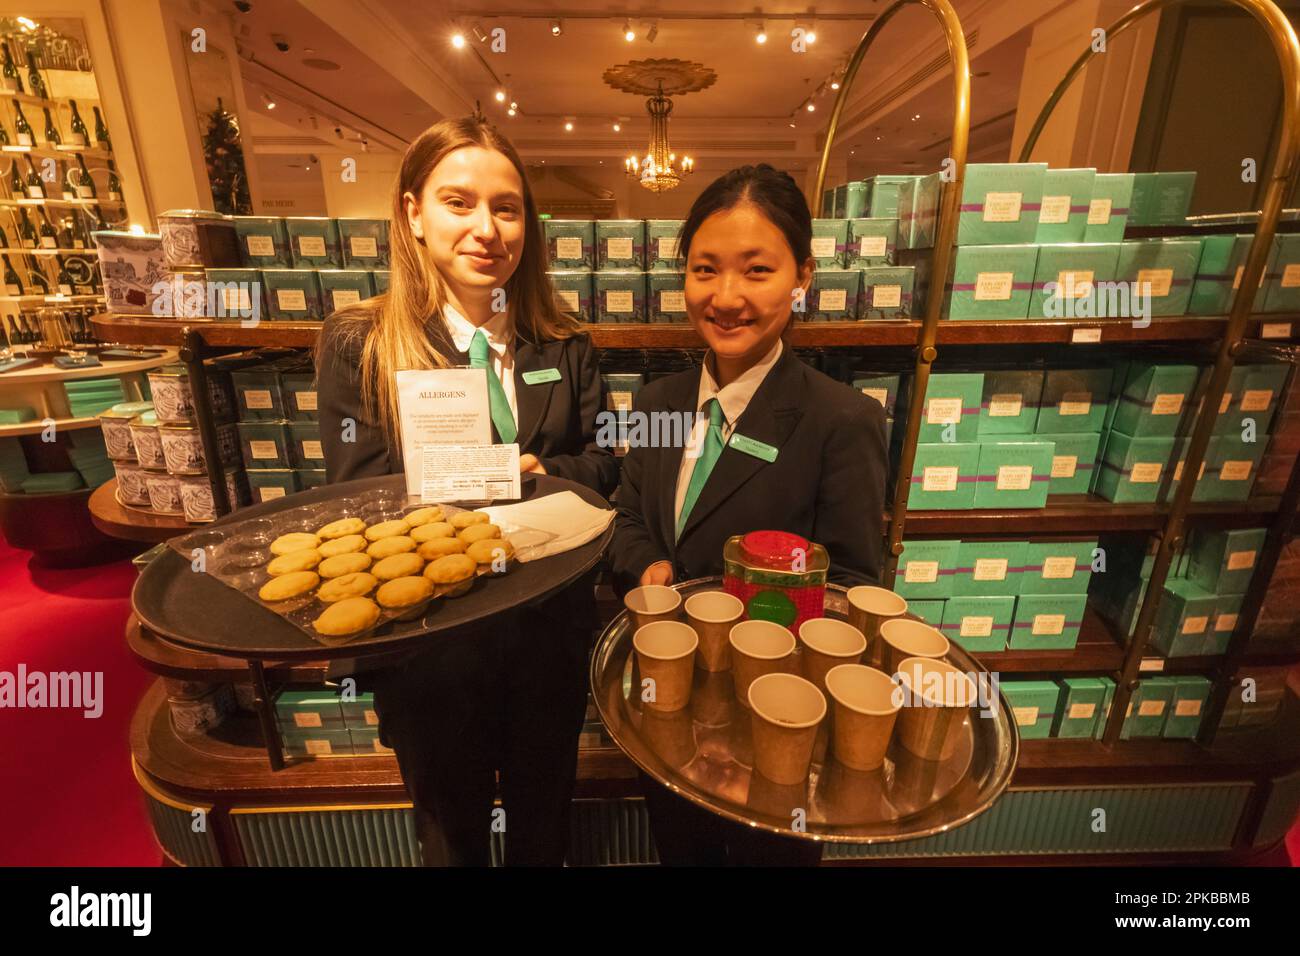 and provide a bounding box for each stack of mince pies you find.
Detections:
[253,504,516,643]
